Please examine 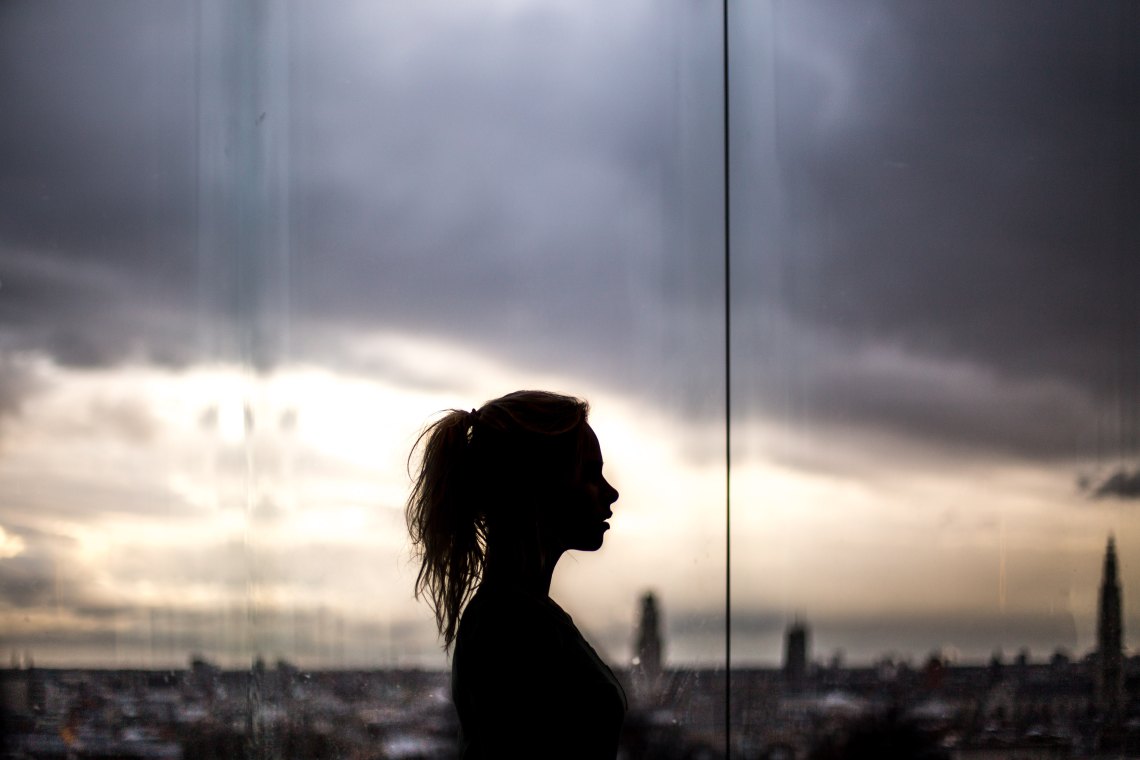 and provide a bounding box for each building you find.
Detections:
[784,618,809,690]
[1096,534,1124,716]
[632,591,664,704]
